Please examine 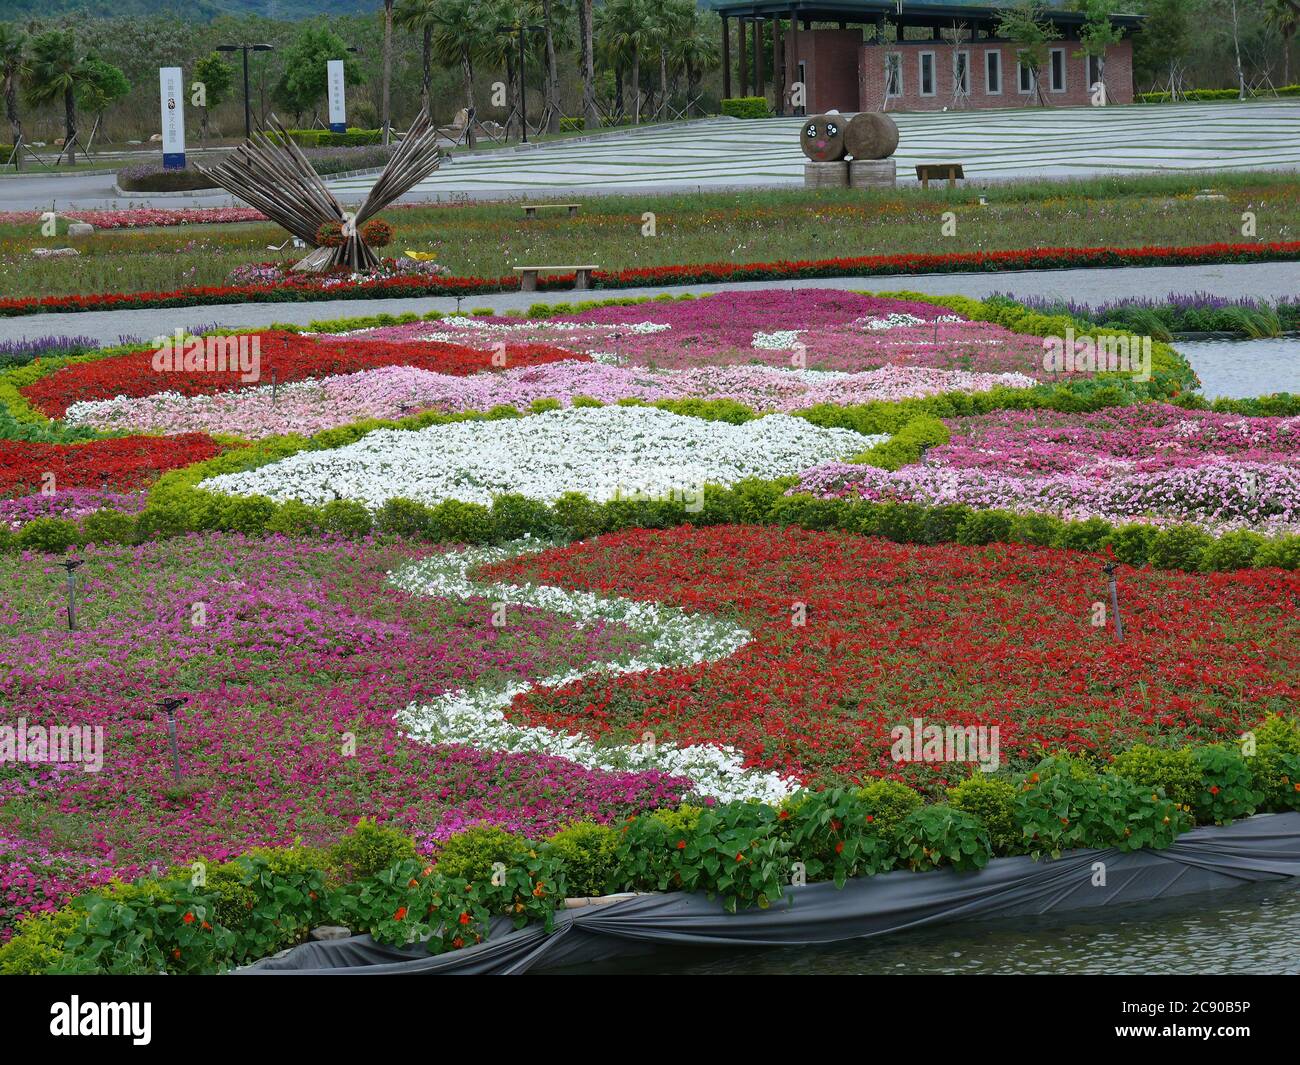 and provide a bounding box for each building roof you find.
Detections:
[706,0,1145,29]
